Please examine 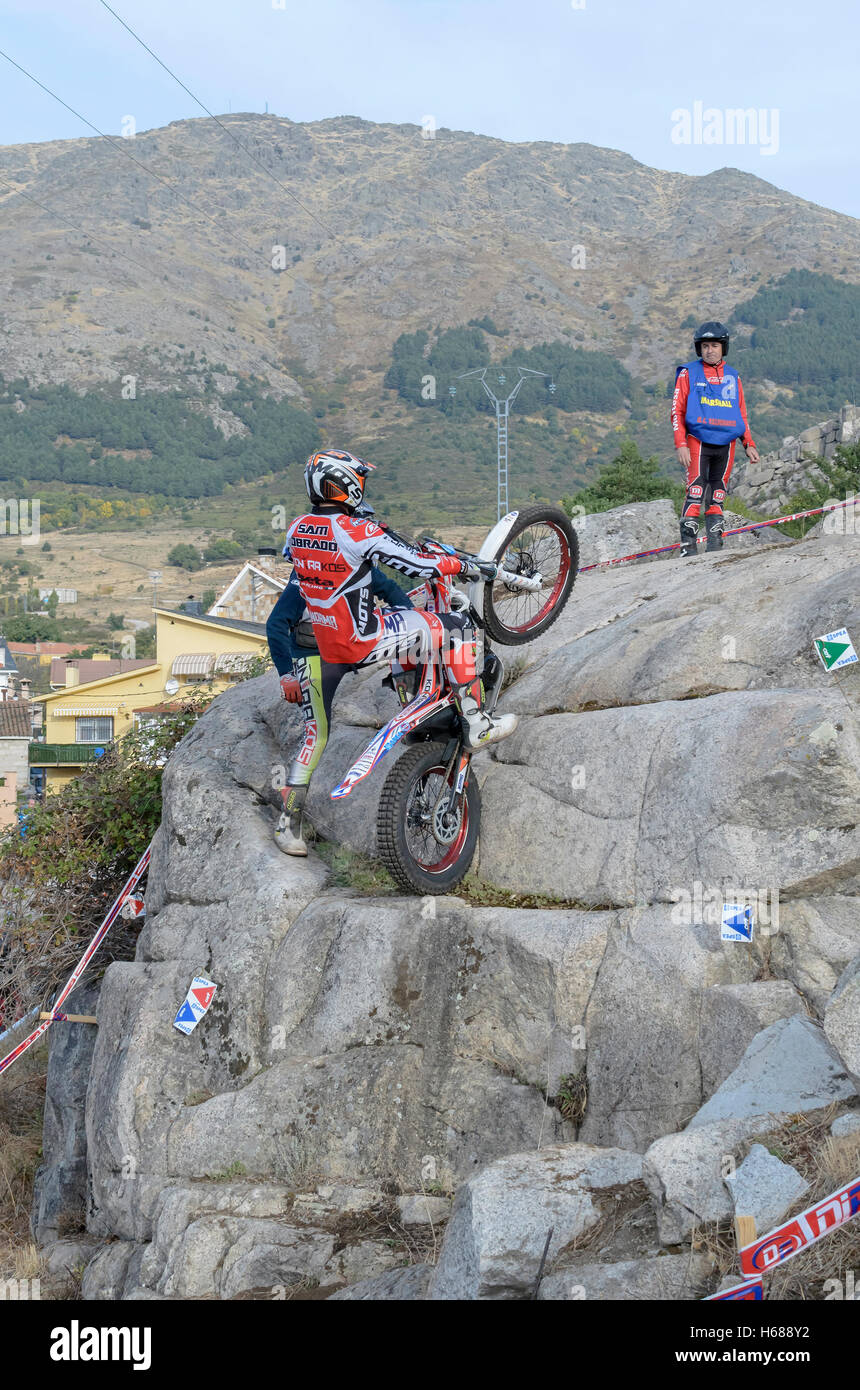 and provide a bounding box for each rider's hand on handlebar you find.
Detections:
[280,675,303,704]
[458,558,497,581]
